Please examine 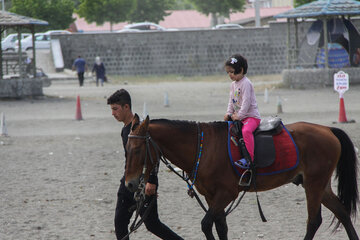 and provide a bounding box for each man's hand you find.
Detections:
[145,183,156,196]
